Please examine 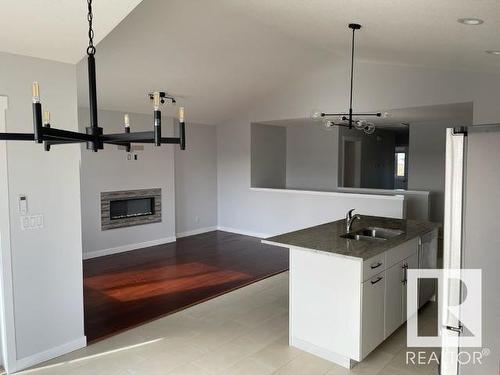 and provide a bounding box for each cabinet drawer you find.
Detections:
[363,253,386,282]
[386,238,419,268]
